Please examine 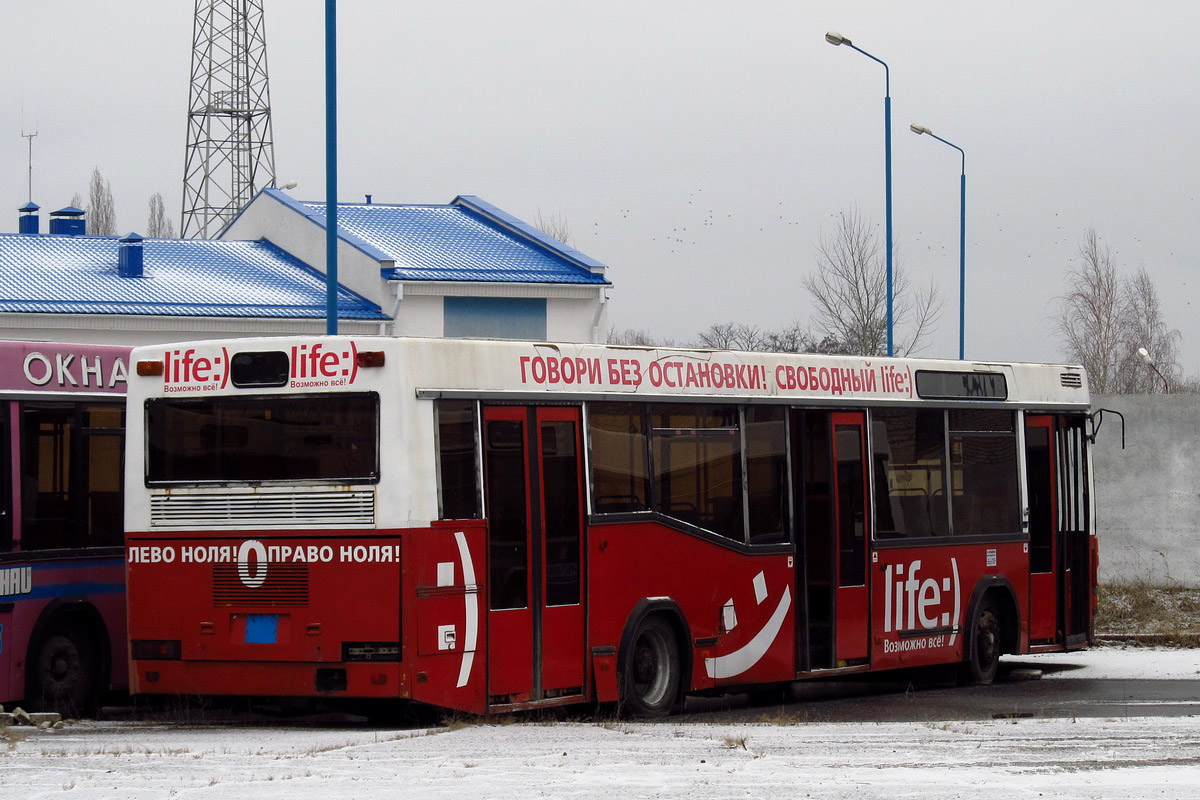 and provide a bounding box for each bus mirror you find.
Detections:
[1088,408,1125,449]
[136,360,164,377]
[356,351,385,368]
